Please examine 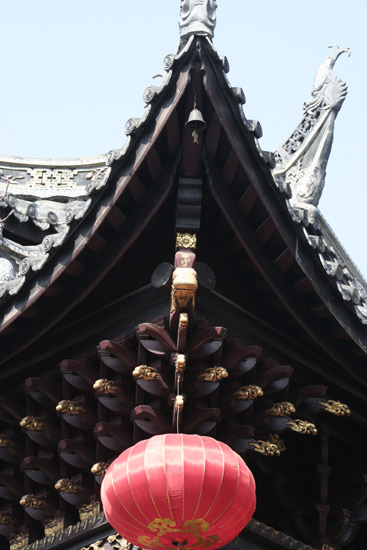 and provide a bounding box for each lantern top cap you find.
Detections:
[178,0,217,49]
